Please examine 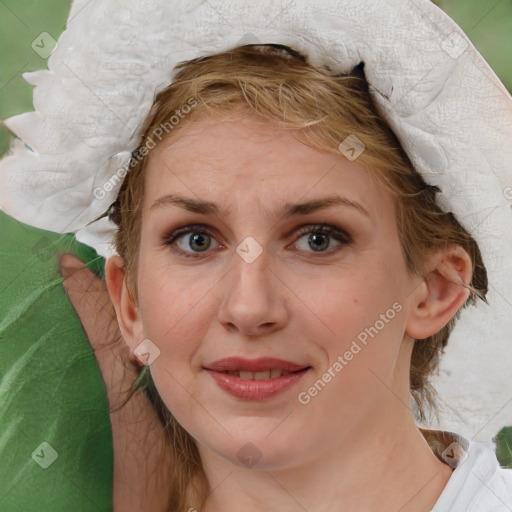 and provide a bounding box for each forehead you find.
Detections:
[142,114,394,223]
